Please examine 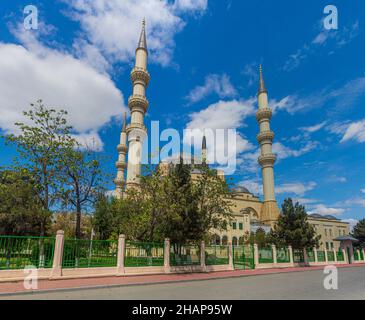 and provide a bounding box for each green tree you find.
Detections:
[0,168,48,235]
[268,198,320,249]
[60,145,107,238]
[352,219,365,248]
[5,101,74,236]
